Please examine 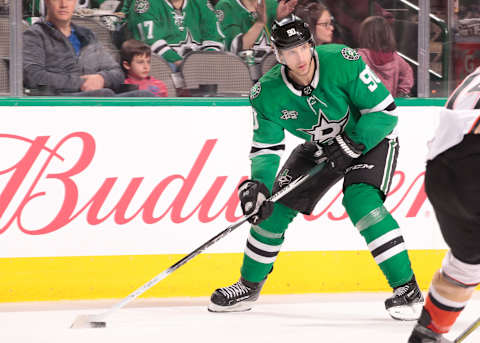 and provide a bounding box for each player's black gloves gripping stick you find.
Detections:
[238,180,274,224]
[316,133,365,173]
